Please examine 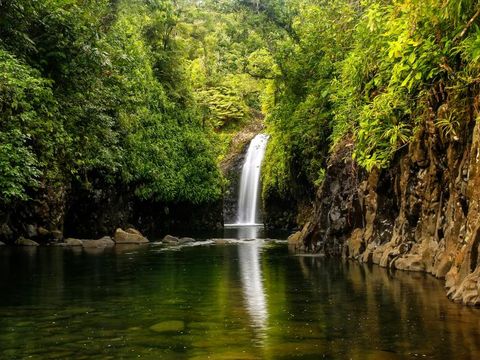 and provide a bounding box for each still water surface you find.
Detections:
[1,236,480,359]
